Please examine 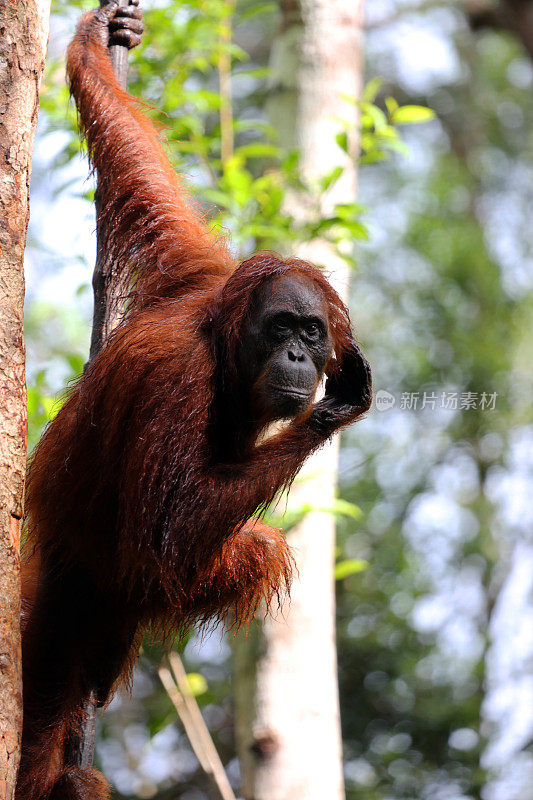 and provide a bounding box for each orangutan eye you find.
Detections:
[269,313,293,339]
[303,320,324,341]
